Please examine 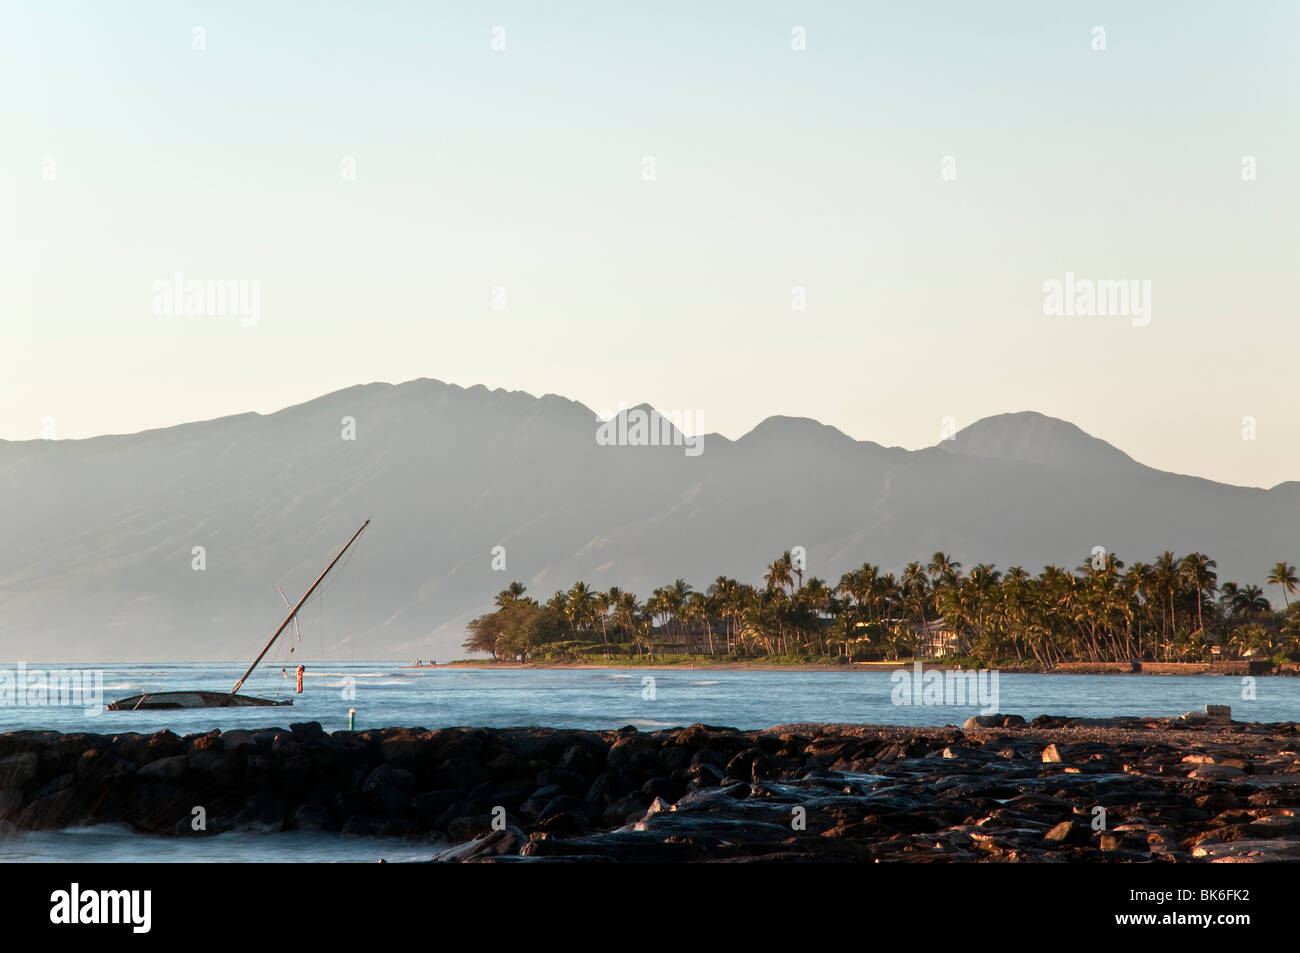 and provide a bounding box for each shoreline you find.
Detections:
[4,714,1300,862]
[436,659,1286,675]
